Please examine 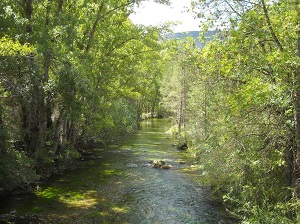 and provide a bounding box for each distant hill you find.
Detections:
[165,30,217,48]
